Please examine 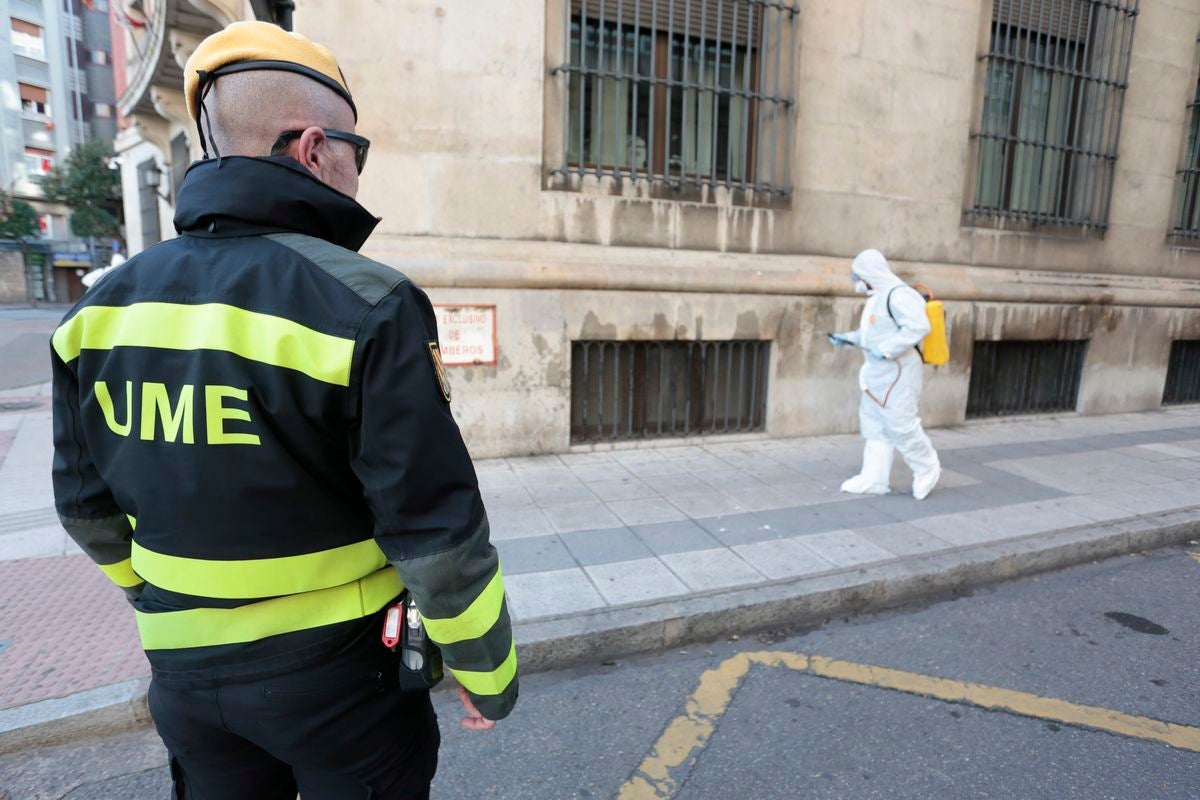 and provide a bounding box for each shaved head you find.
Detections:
[203,69,361,197]
[206,70,355,156]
